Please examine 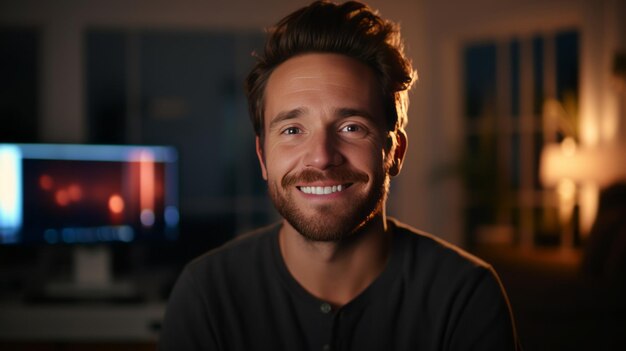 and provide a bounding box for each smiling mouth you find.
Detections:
[296,184,352,195]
